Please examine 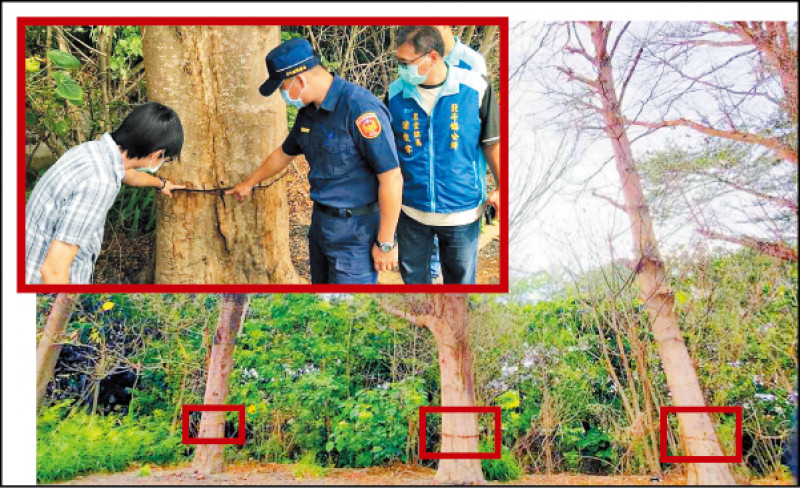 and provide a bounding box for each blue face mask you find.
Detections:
[398,56,431,85]
[280,77,306,109]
